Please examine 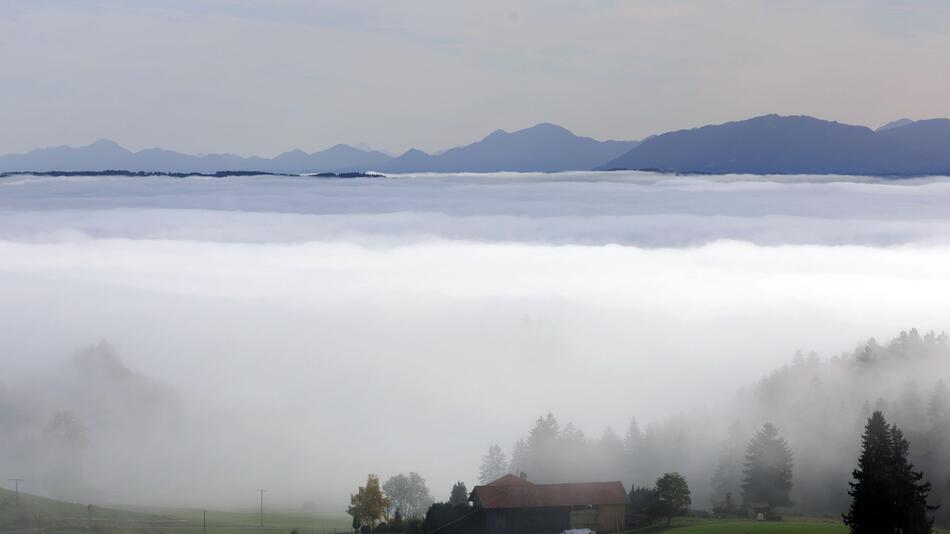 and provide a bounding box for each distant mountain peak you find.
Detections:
[877,118,915,132]
[380,123,637,173]
[598,113,950,175]
[87,138,124,150]
[527,122,571,132]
